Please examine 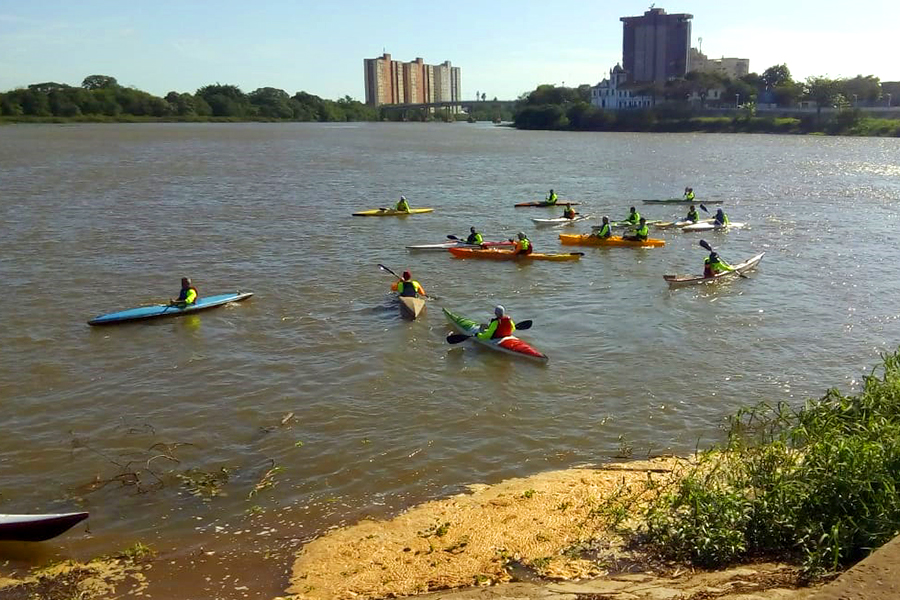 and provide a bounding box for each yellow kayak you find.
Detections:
[559,233,665,248]
[448,247,583,261]
[352,208,434,217]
